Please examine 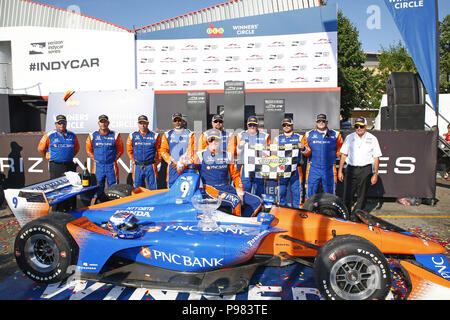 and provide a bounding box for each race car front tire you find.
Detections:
[14,213,79,284]
[314,235,391,300]
[302,193,349,220]
[98,184,133,202]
